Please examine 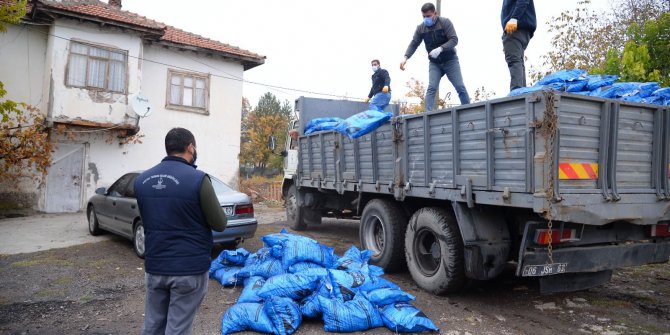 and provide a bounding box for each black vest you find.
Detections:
[134,156,212,275]
[422,18,457,63]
